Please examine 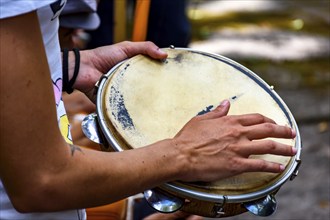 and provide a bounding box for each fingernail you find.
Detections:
[220,99,229,107]
[291,129,296,138]
[280,164,285,171]
[292,147,297,155]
